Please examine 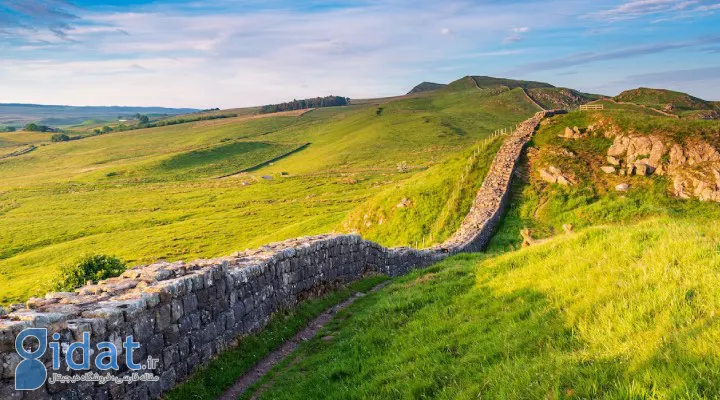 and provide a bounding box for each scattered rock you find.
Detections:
[539,165,573,185]
[606,156,620,166]
[601,166,616,174]
[396,197,411,208]
[634,162,654,177]
[615,183,630,192]
[562,224,574,234]
[559,126,583,139]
